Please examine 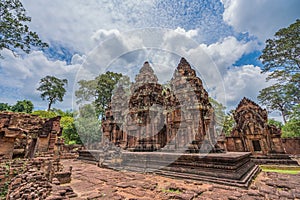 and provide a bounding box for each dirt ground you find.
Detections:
[59,159,300,200]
